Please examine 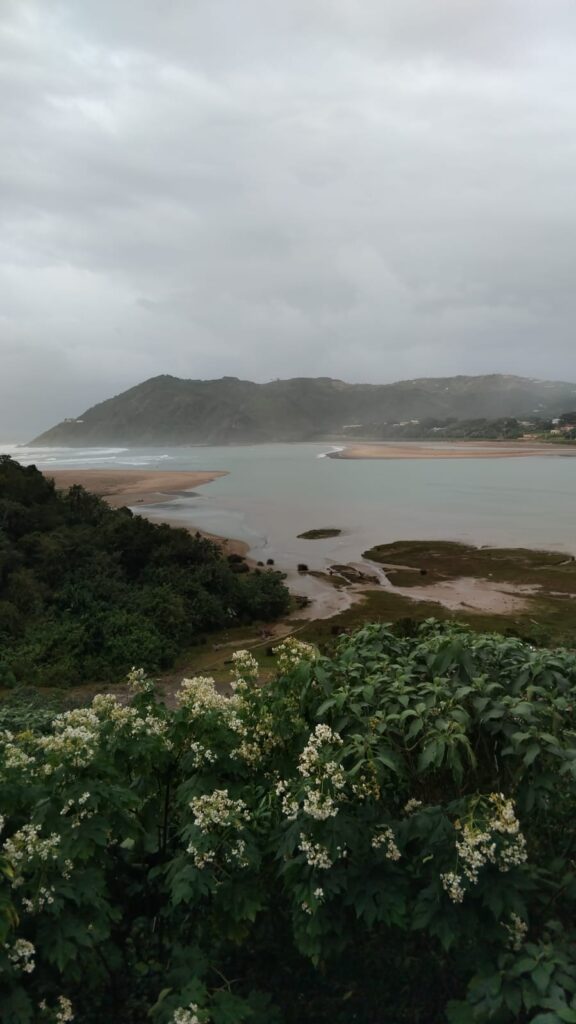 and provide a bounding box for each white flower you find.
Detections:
[55,996,74,1022]
[443,794,528,901]
[298,835,334,870]
[298,725,343,779]
[127,666,154,693]
[403,798,423,815]
[187,790,250,869]
[441,871,465,903]
[189,741,217,769]
[190,790,249,832]
[176,676,233,720]
[8,938,35,974]
[371,827,401,861]
[273,636,316,673]
[172,1002,208,1023]
[504,912,528,951]
[3,824,61,871]
[231,650,259,685]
